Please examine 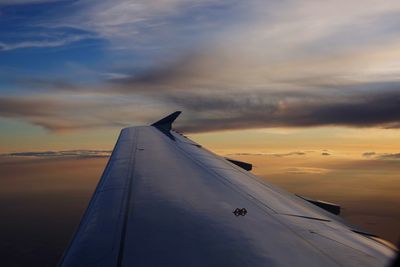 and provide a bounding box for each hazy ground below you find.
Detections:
[0,155,399,266]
